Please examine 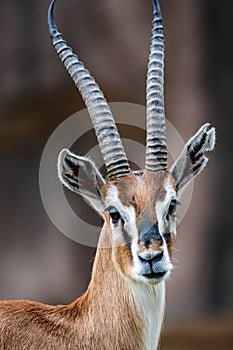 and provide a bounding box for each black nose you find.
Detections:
[138,250,164,263]
[139,222,163,246]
